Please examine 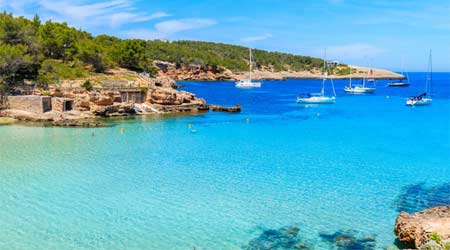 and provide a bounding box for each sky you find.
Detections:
[1,0,449,71]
